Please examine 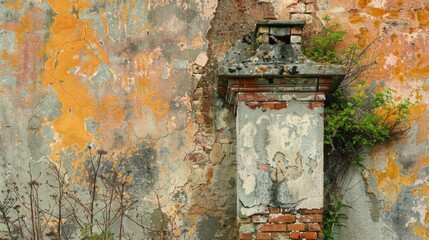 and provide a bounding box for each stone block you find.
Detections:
[290,35,301,44]
[241,206,270,217]
[288,3,305,13]
[257,33,270,44]
[258,27,270,34]
[210,143,225,165]
[252,215,268,223]
[240,223,256,233]
[305,3,317,13]
[271,27,291,36]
